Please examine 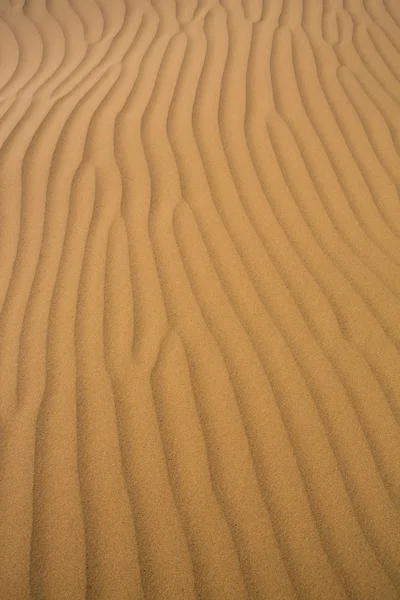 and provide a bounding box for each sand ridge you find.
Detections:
[0,0,400,598]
